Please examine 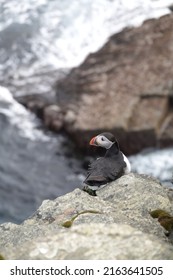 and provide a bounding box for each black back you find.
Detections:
[84,142,126,187]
